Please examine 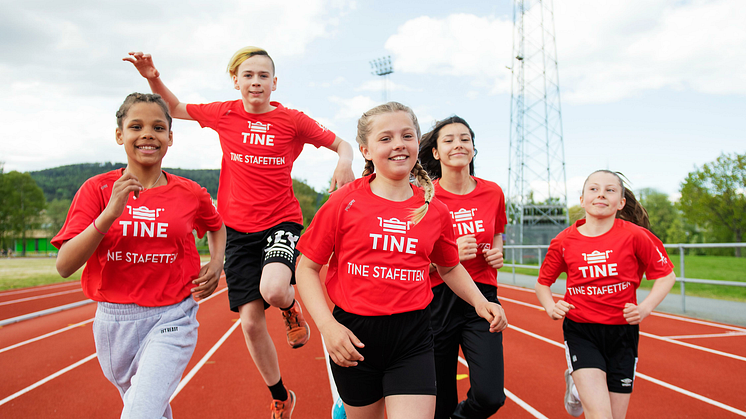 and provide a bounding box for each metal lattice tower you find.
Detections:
[507,0,569,247]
